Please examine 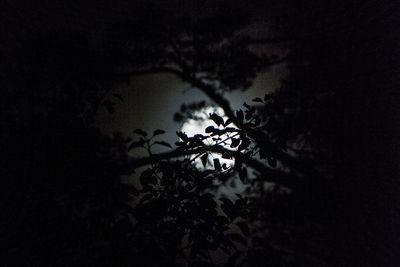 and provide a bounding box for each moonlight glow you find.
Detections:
[180,106,238,169]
